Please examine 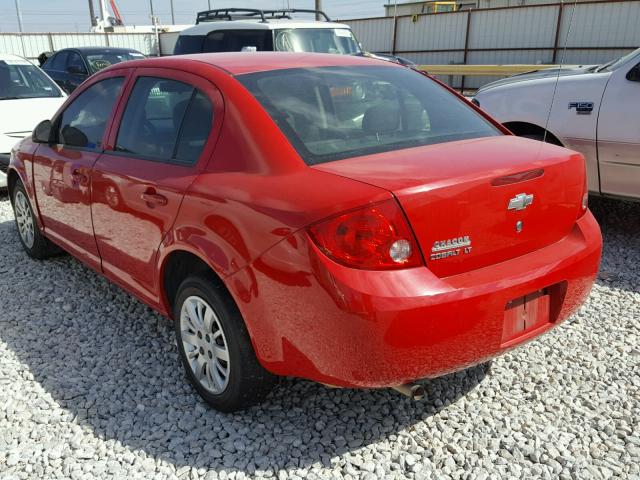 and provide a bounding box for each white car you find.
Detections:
[0,54,66,188]
[173,8,362,56]
[474,48,640,201]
